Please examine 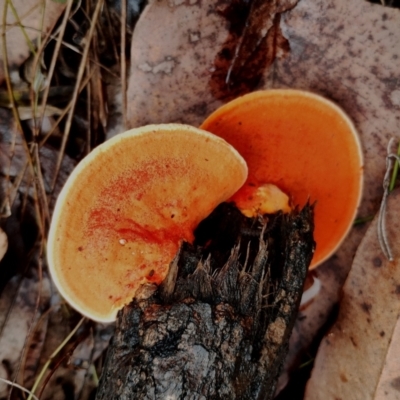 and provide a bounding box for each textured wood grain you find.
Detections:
[96,204,315,399]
